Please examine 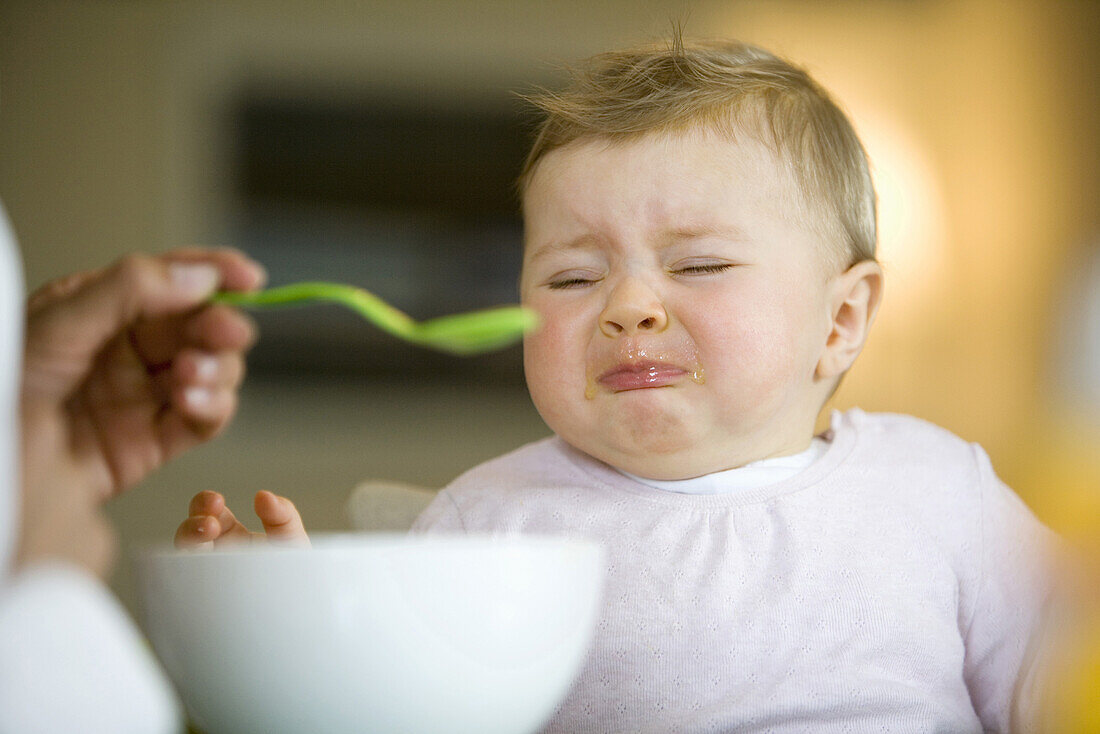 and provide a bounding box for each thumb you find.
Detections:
[24,255,221,398]
[254,491,310,546]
